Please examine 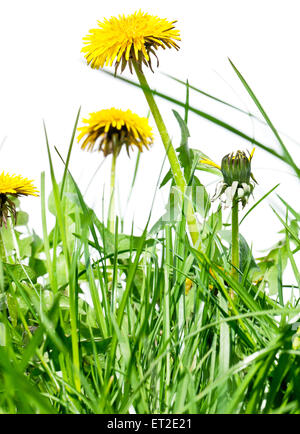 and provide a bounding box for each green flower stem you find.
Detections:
[231,197,239,282]
[108,150,117,233]
[132,61,200,247]
[133,62,185,191]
